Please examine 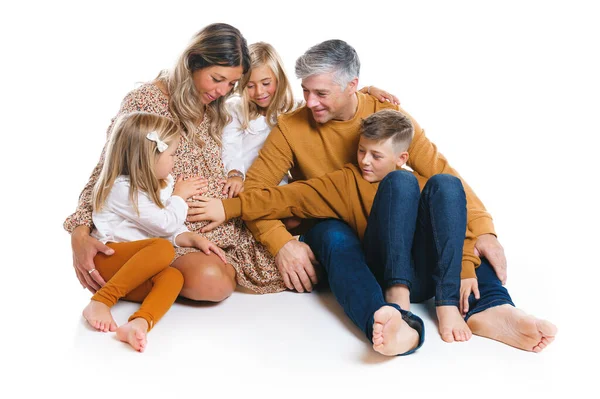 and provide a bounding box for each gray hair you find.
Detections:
[295,39,360,88]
